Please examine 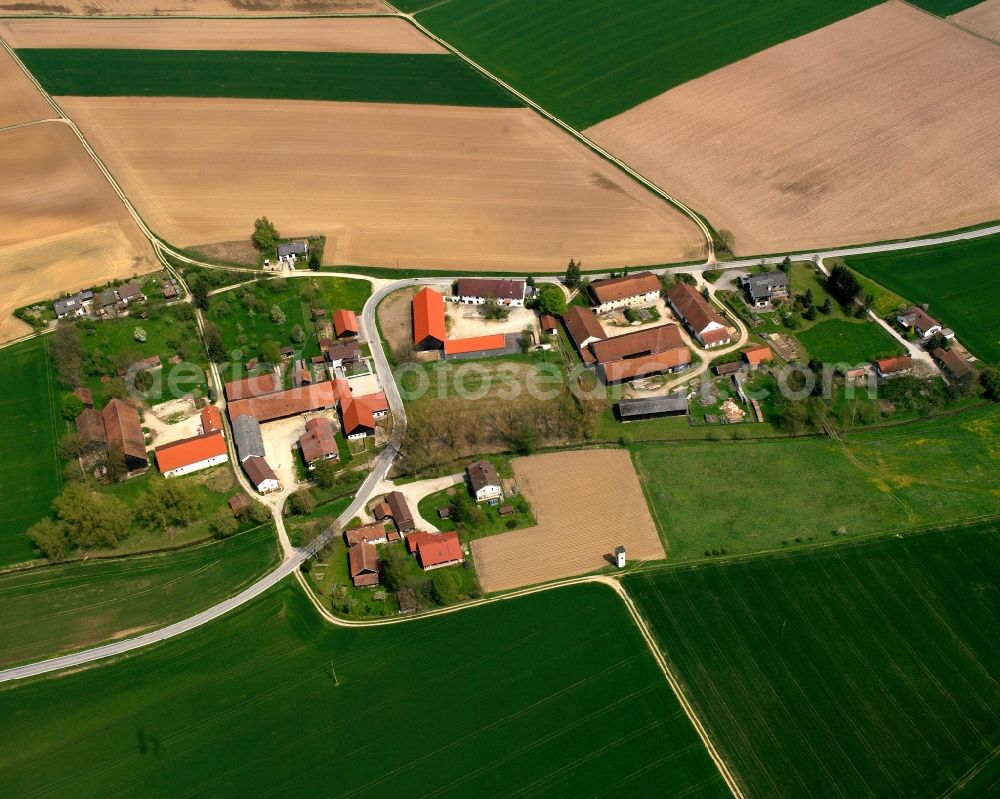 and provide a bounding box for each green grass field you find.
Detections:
[416,0,880,127]
[0,338,61,567]
[910,0,984,14]
[846,235,1000,364]
[0,524,278,669]
[633,405,1000,561]
[18,49,520,107]
[0,582,729,798]
[795,317,902,365]
[624,521,1000,797]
